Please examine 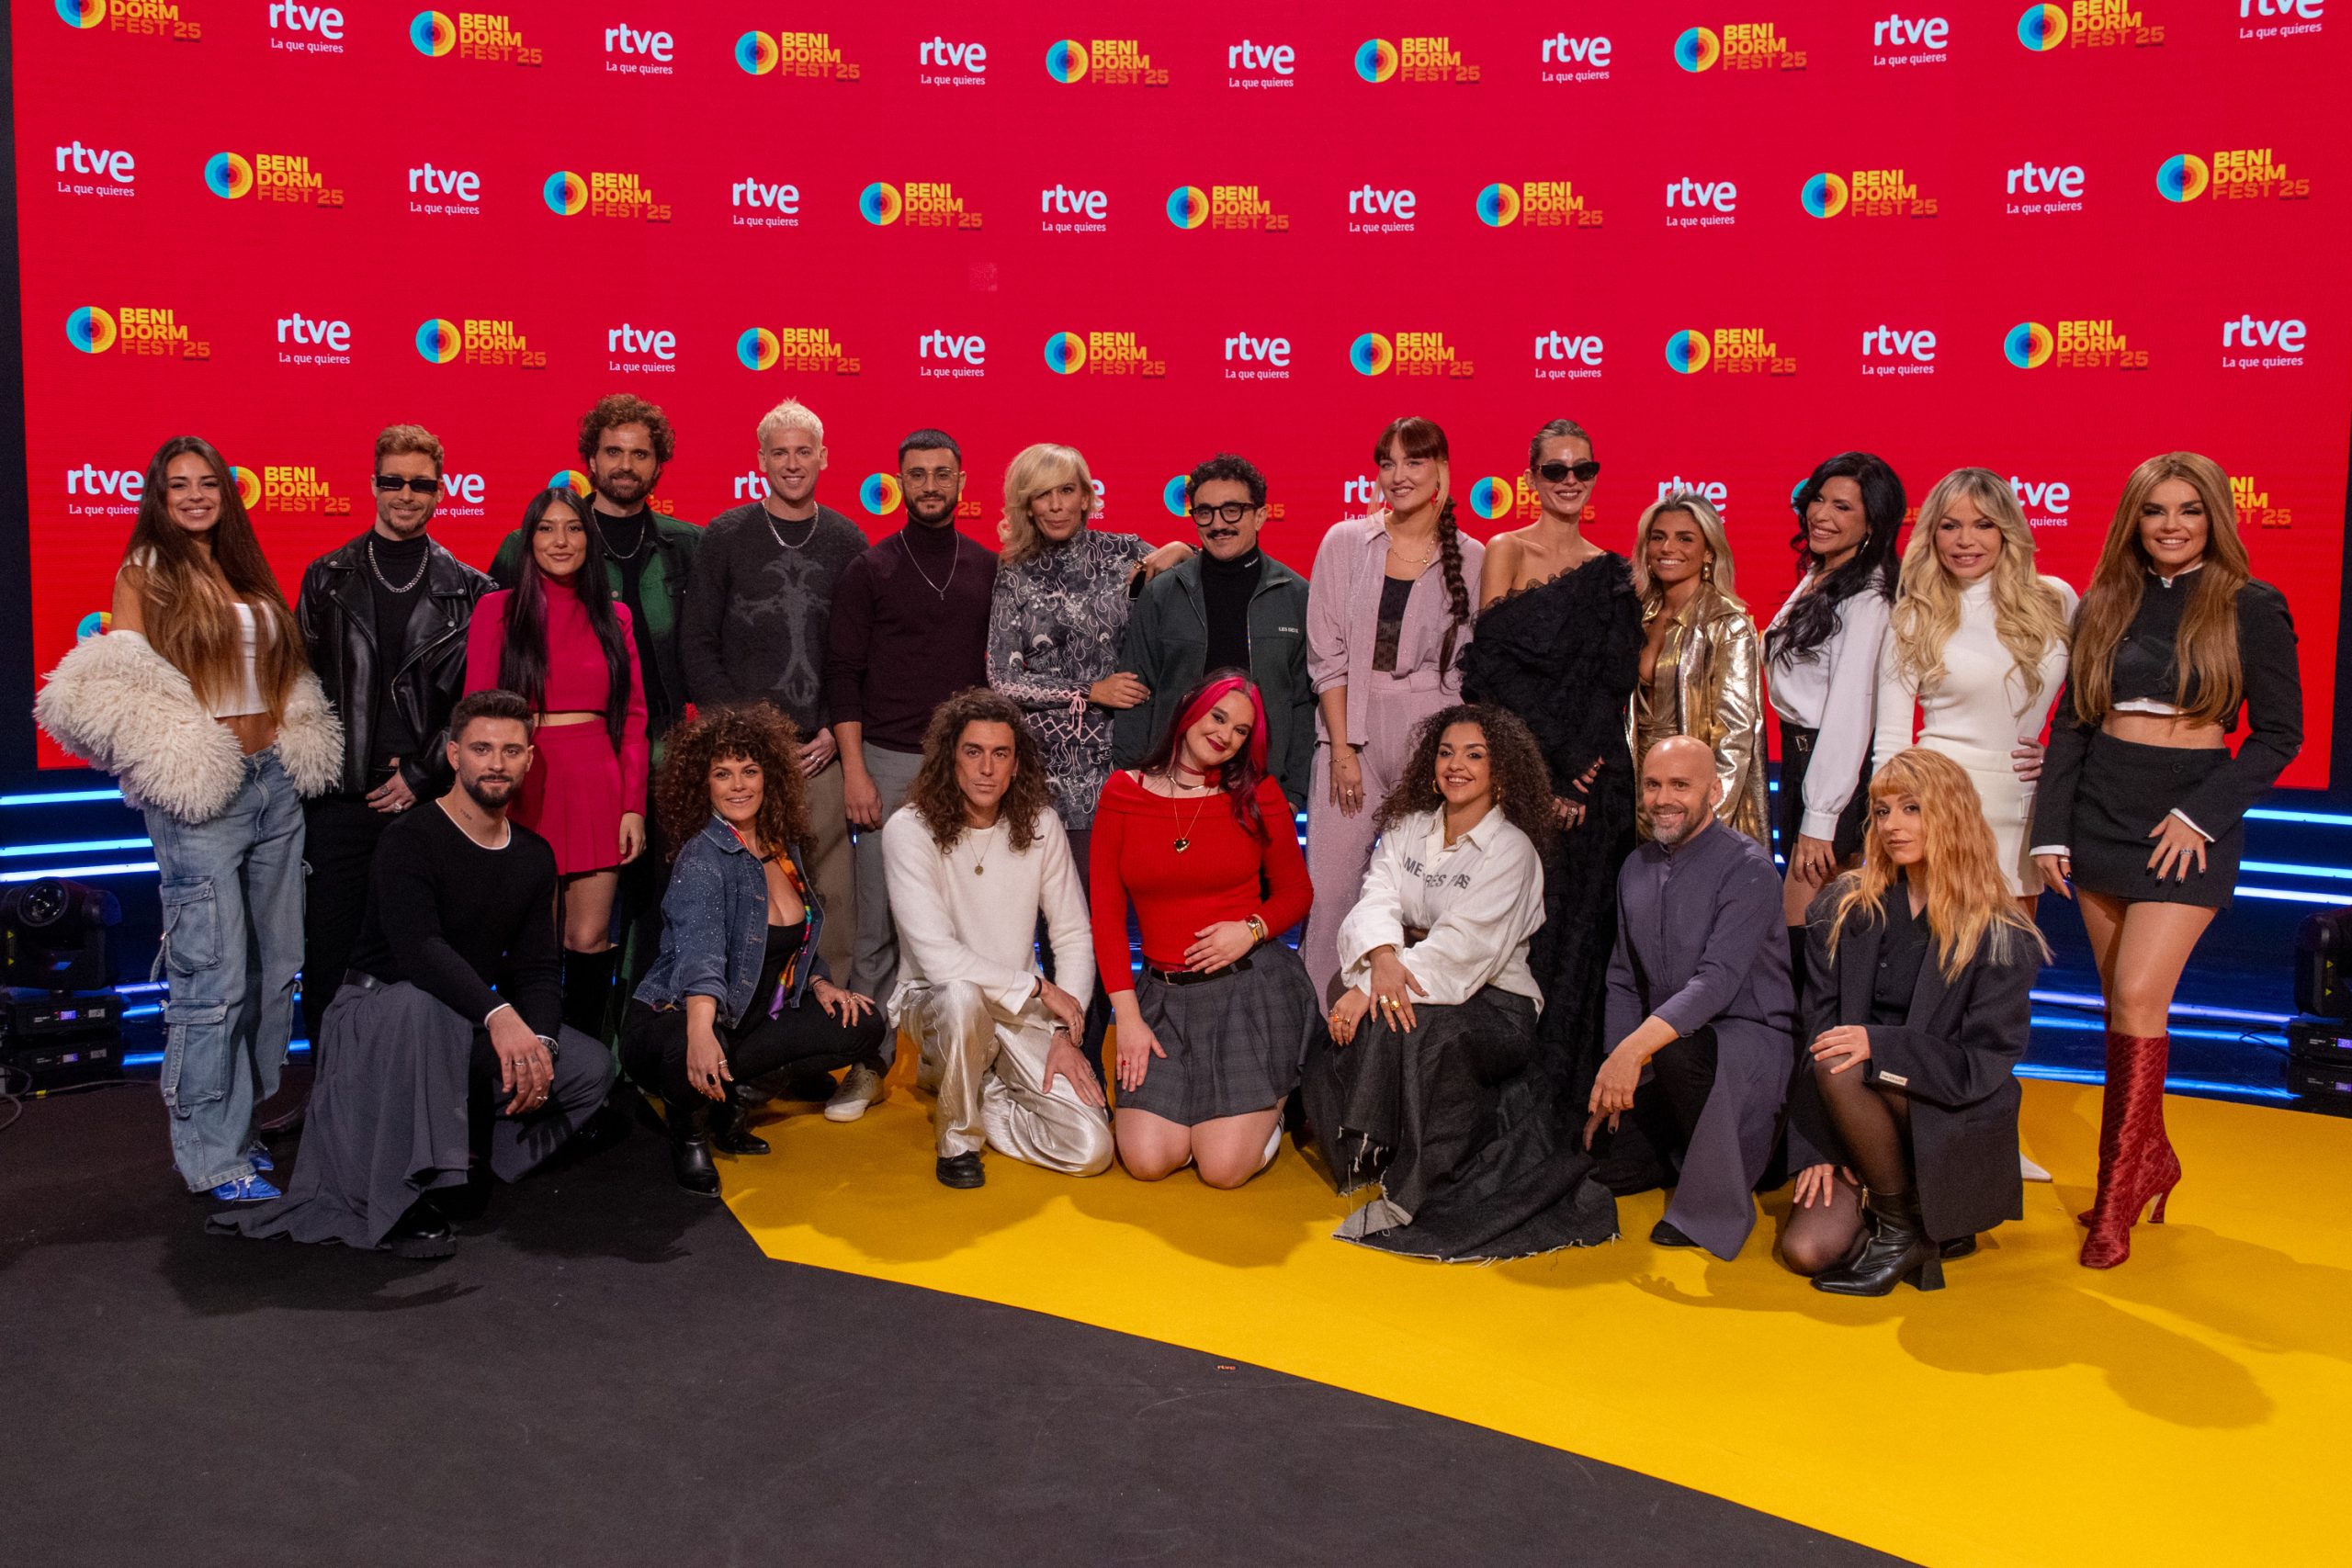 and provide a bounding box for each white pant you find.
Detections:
[899,981,1114,1176]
